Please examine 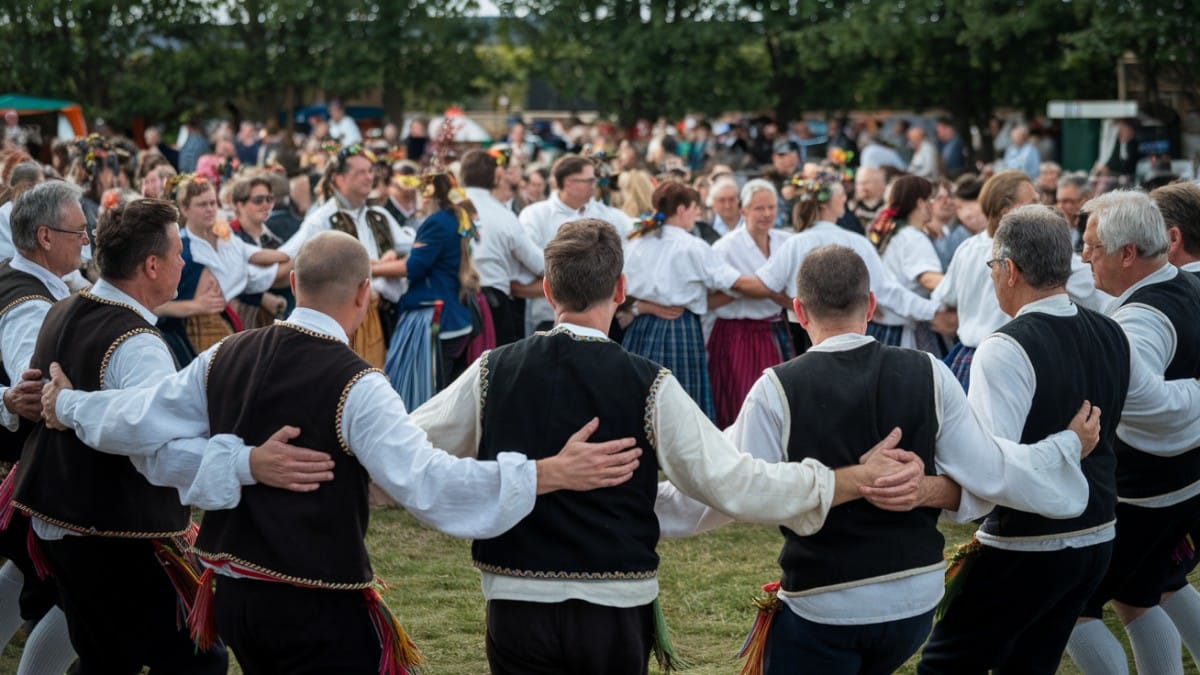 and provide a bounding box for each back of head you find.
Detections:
[10,181,84,255]
[980,169,1032,235]
[993,204,1073,289]
[460,149,498,190]
[952,173,983,201]
[1150,181,1200,258]
[651,181,698,217]
[94,198,178,280]
[796,245,870,321]
[544,218,623,313]
[1085,189,1168,259]
[293,230,371,307]
[885,174,933,220]
[617,169,654,217]
[8,161,43,190]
